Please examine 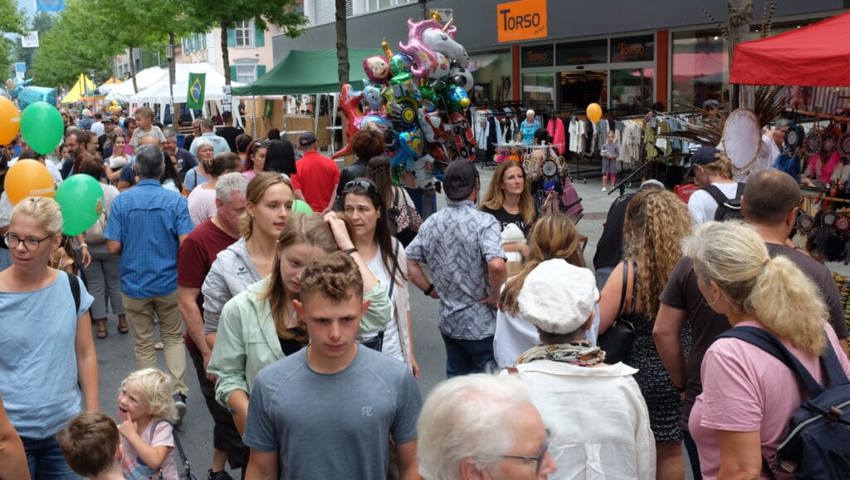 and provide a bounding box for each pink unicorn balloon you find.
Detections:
[398,18,469,79]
